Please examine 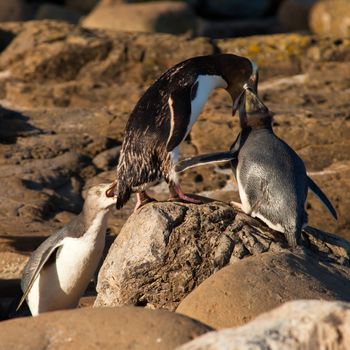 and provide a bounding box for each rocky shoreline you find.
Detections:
[0,18,349,349]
